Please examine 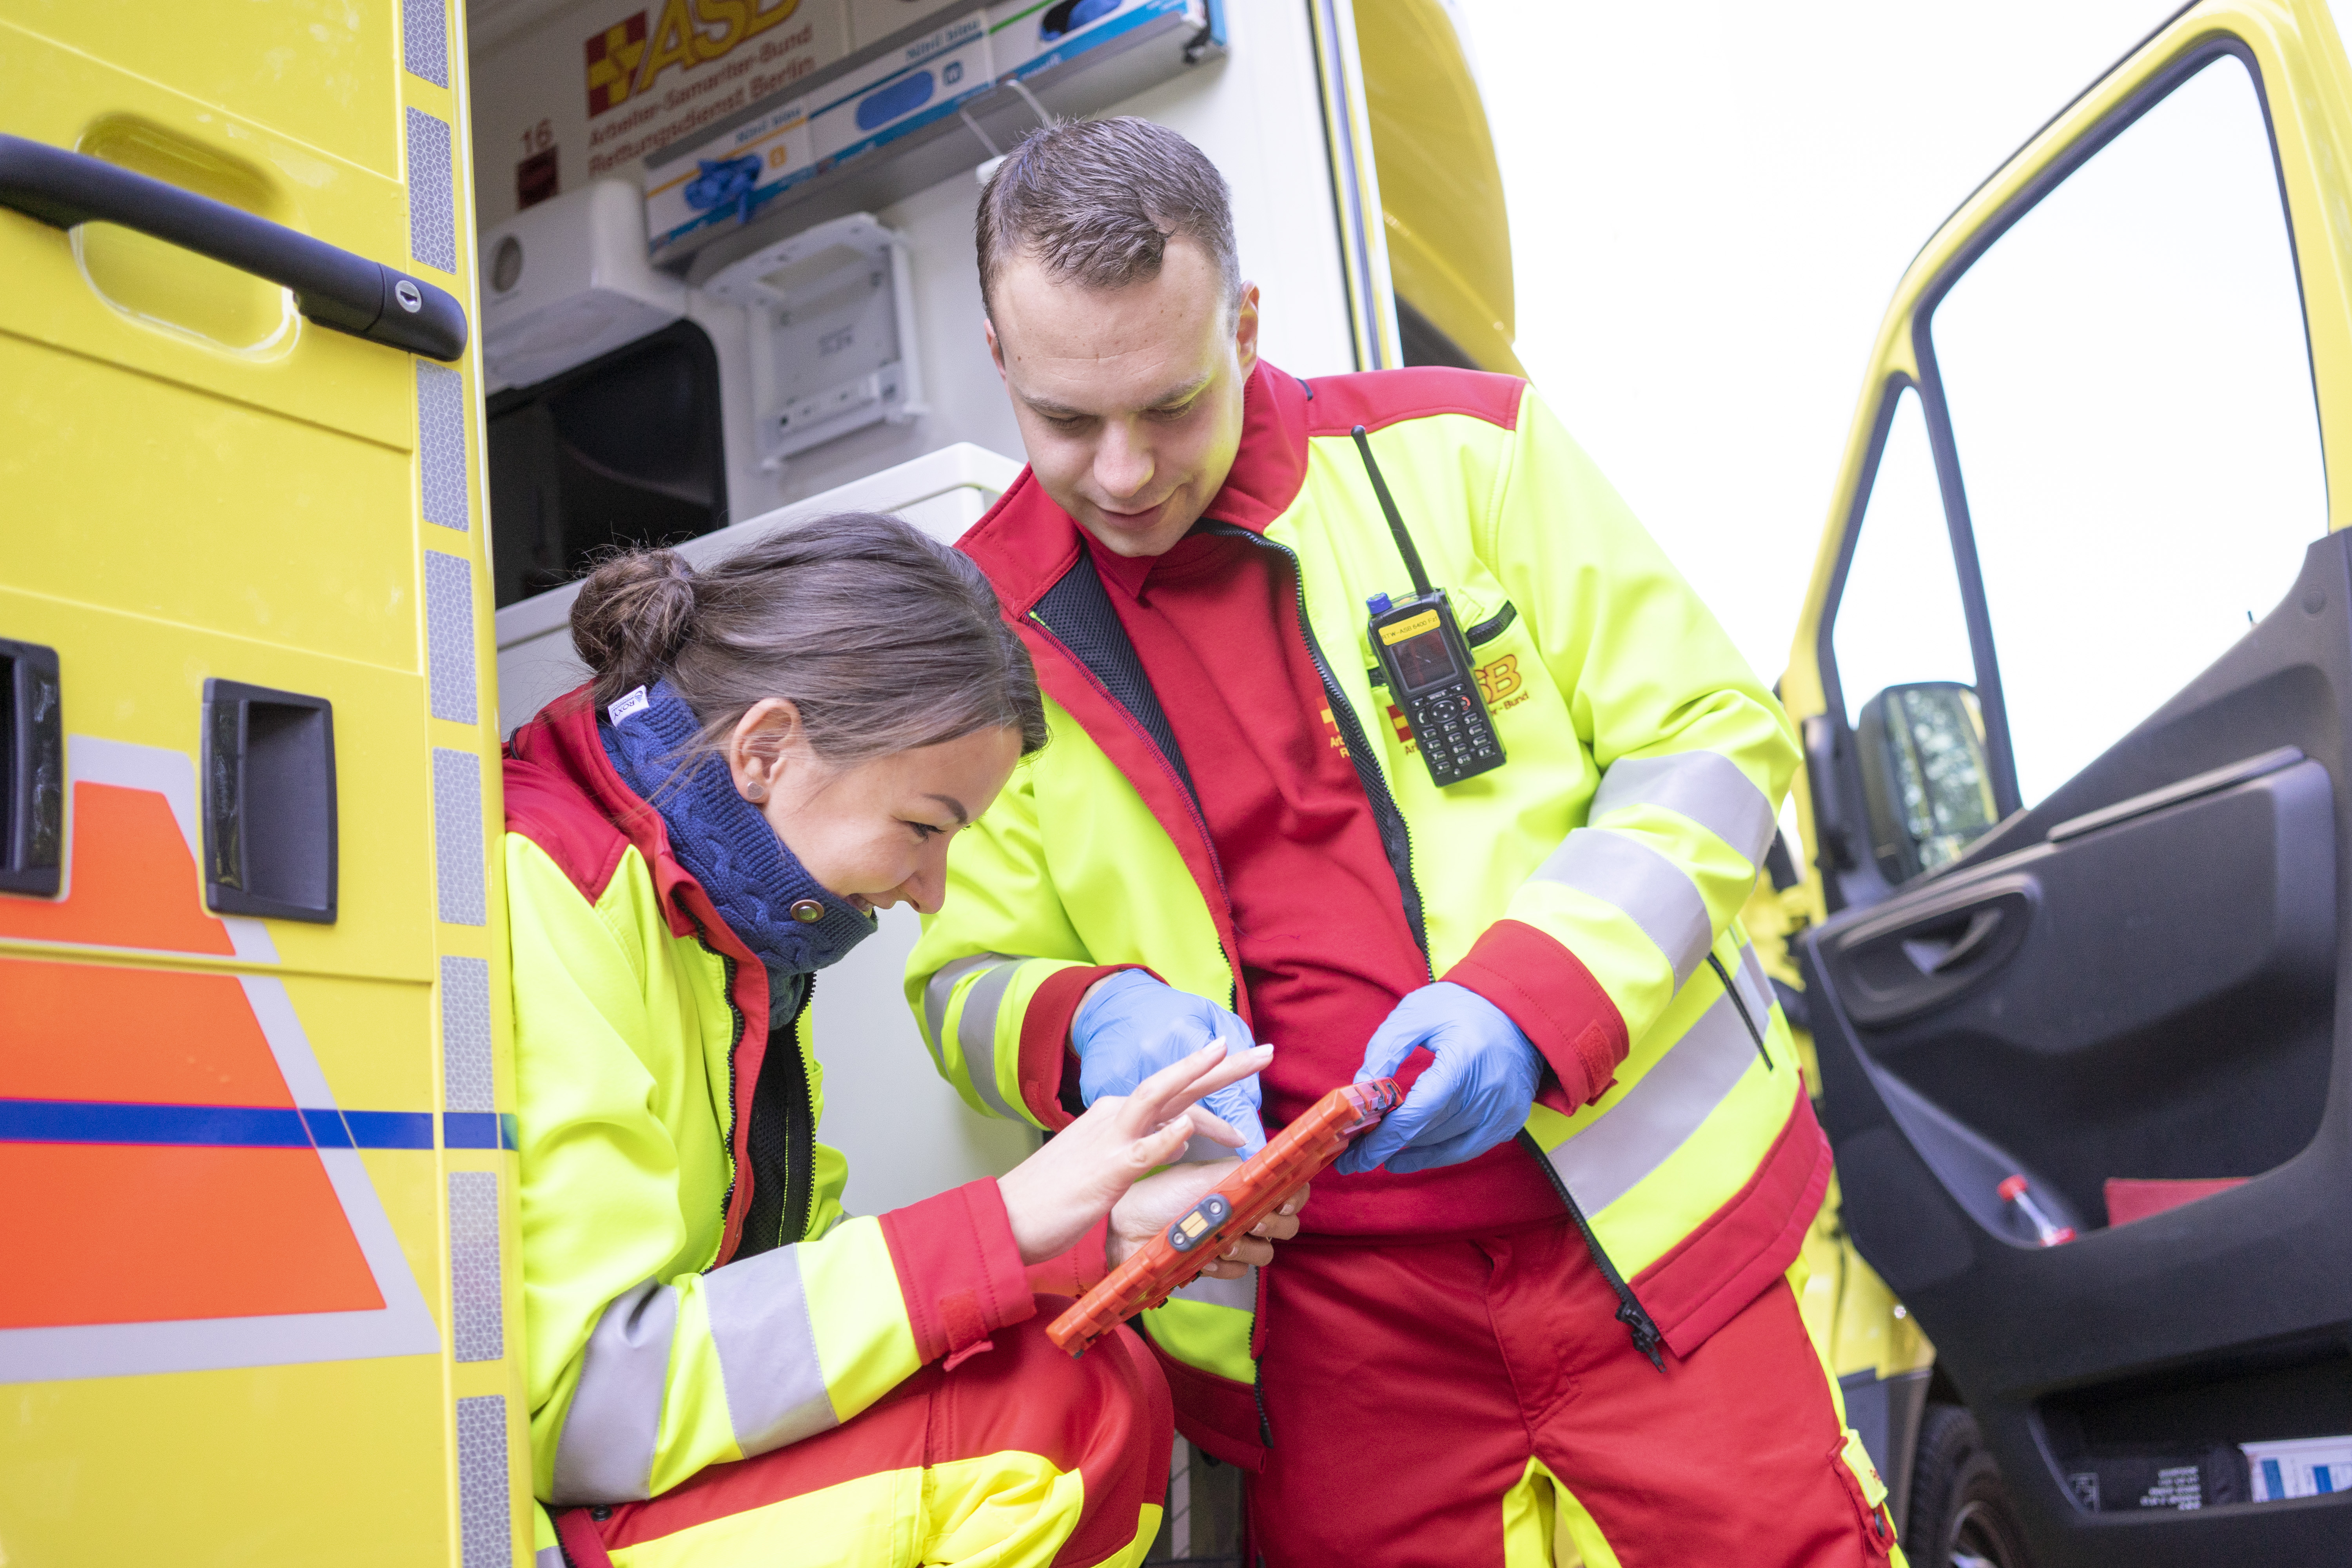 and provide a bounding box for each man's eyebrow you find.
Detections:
[1020,371,1212,420]
[924,793,971,825]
